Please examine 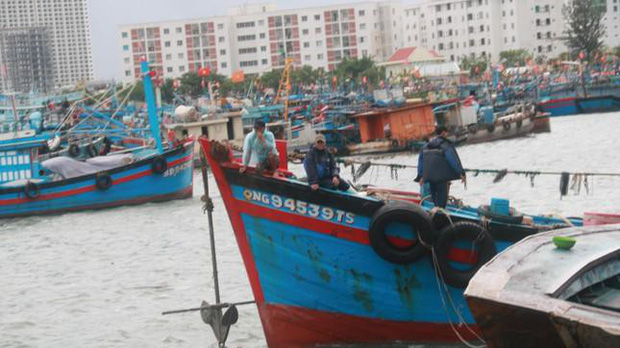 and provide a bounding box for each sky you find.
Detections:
[89,0,416,81]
